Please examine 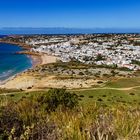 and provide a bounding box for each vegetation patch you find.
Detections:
[0,88,140,140]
